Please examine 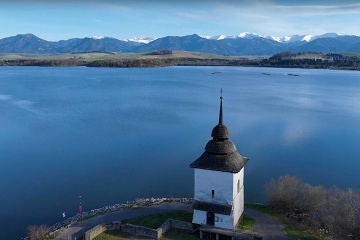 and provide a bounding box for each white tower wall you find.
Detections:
[194,169,233,205]
[193,210,234,229]
[192,168,245,229]
[232,169,244,225]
